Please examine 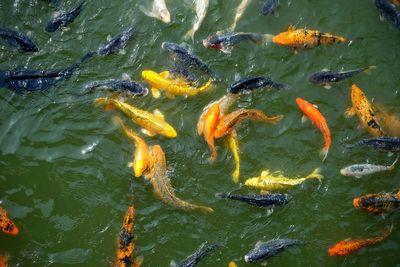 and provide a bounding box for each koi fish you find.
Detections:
[346,137,400,152]
[392,0,400,5]
[296,98,331,161]
[176,242,217,267]
[141,70,212,98]
[353,191,400,214]
[203,103,220,161]
[203,32,271,53]
[228,131,240,183]
[374,105,400,137]
[140,0,171,24]
[185,0,209,40]
[230,0,252,31]
[244,168,322,191]
[375,0,400,30]
[272,25,347,52]
[147,145,214,213]
[228,261,237,267]
[214,109,283,139]
[0,27,39,52]
[215,192,289,207]
[244,239,301,263]
[261,0,280,16]
[83,79,149,96]
[0,207,19,236]
[0,255,8,267]
[161,42,218,81]
[113,116,151,178]
[309,66,375,89]
[340,158,398,178]
[98,27,136,56]
[345,84,385,137]
[169,65,199,84]
[328,227,392,256]
[45,1,85,32]
[94,98,177,138]
[228,76,287,94]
